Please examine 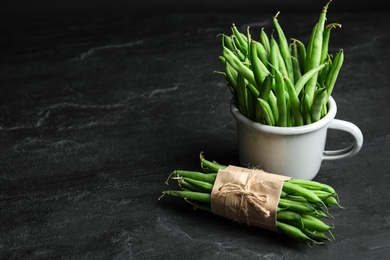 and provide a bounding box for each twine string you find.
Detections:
[216,173,270,225]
